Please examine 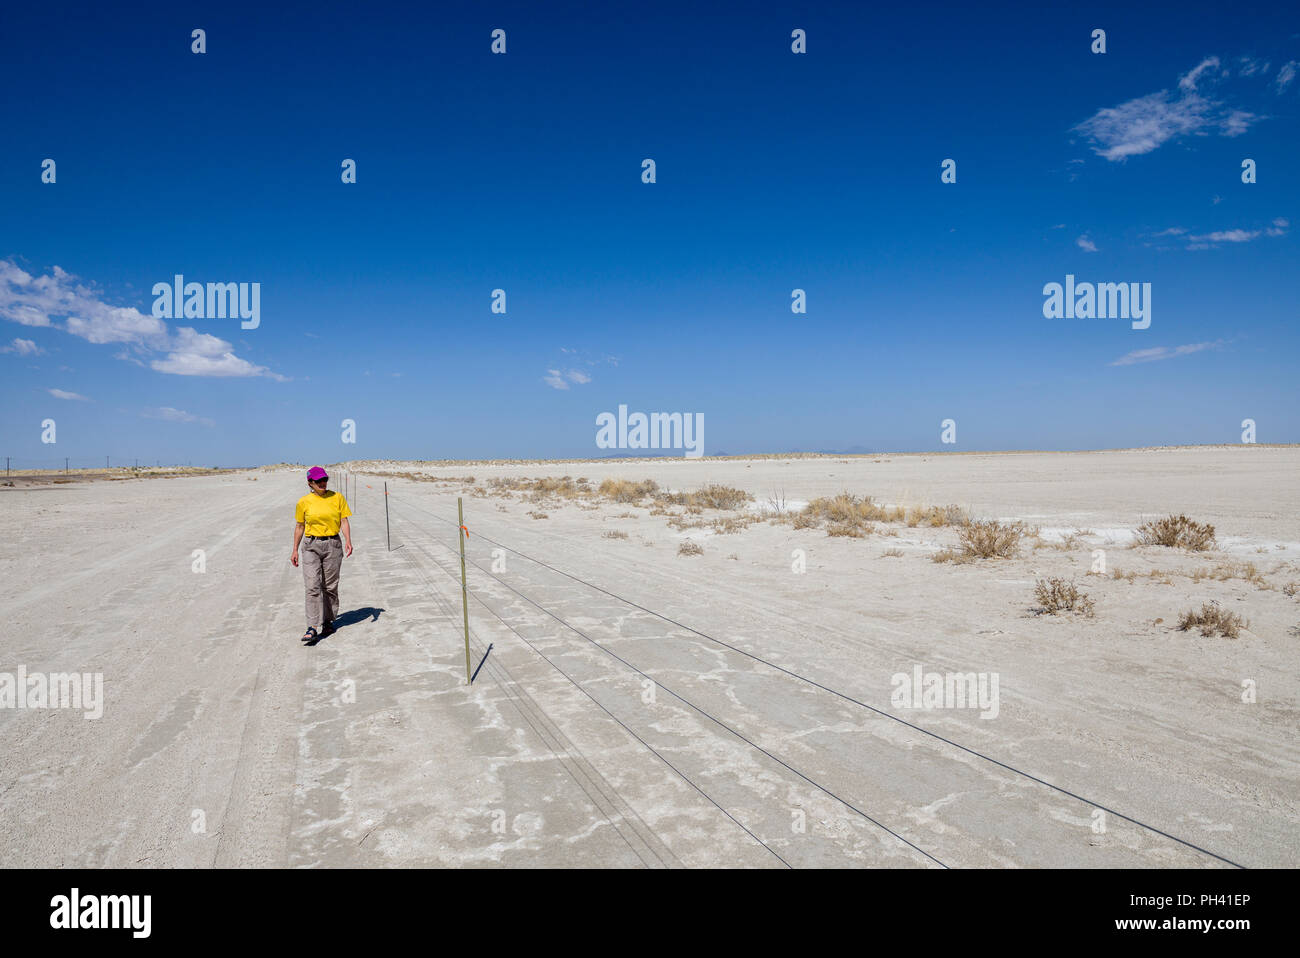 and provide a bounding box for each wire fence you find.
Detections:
[370,478,1245,870]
